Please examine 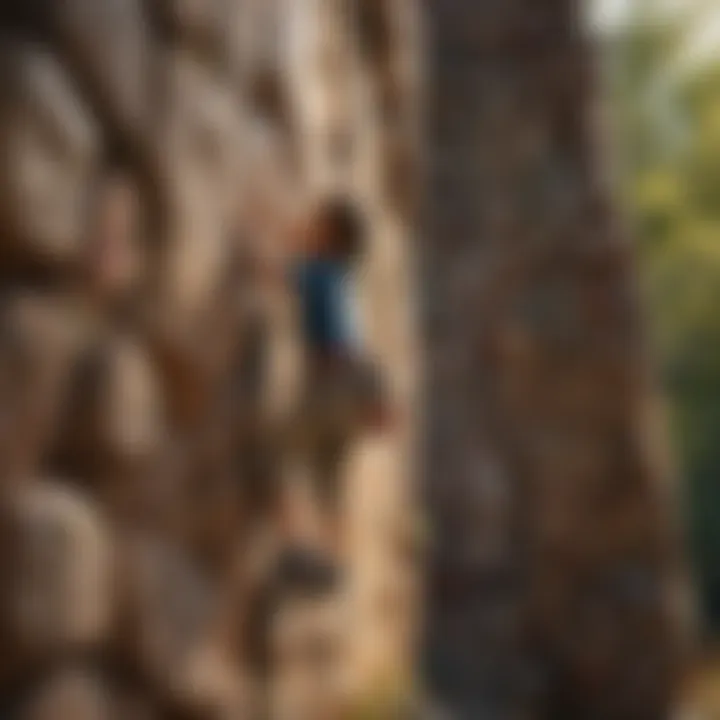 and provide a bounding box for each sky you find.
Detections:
[590,0,720,65]
[589,0,629,29]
